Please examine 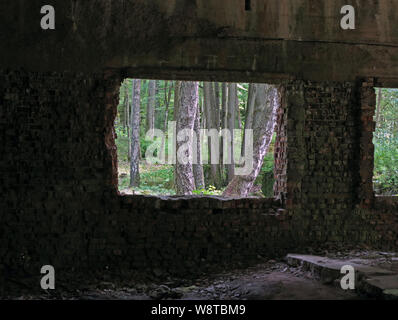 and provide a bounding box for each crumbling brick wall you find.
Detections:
[0,70,121,287]
[274,80,398,246]
[0,70,294,289]
[0,70,397,293]
[357,79,377,208]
